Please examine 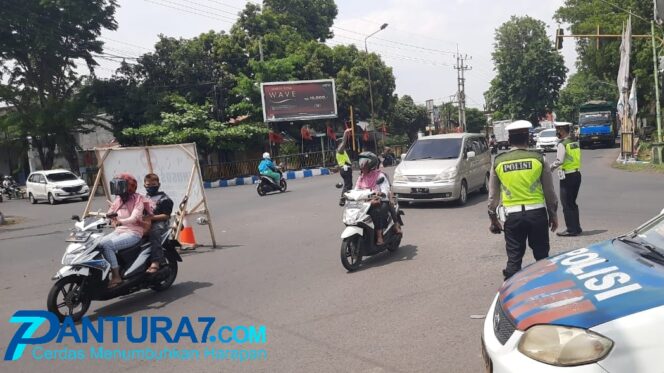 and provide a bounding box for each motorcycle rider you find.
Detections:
[258,152,281,185]
[100,173,145,288]
[3,175,16,189]
[143,173,174,274]
[355,152,400,245]
[489,134,497,153]
[336,142,353,206]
